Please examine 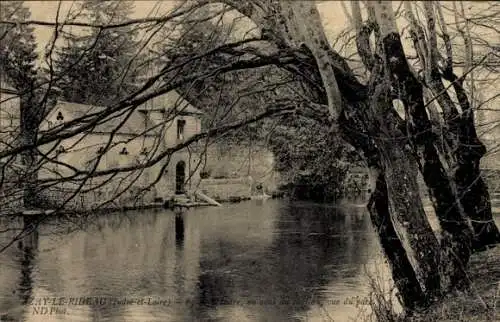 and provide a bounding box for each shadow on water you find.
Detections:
[0,217,38,321]
[175,213,185,248]
[0,199,381,321]
[17,218,38,306]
